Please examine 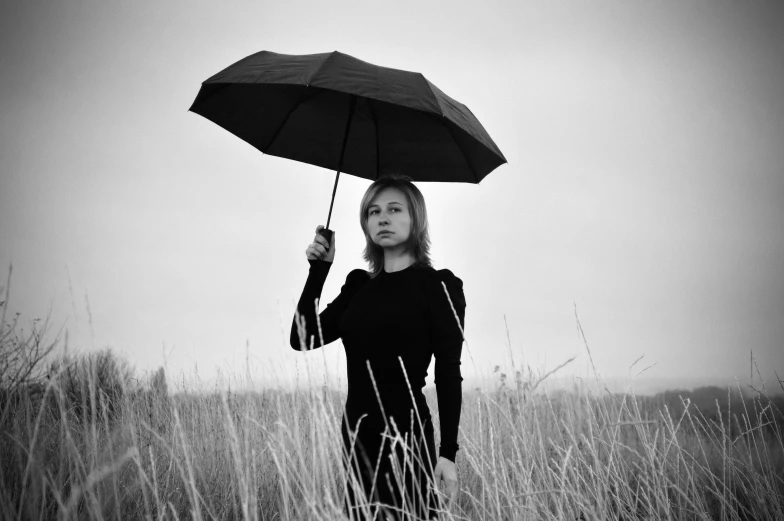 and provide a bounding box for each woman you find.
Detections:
[290,175,466,521]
